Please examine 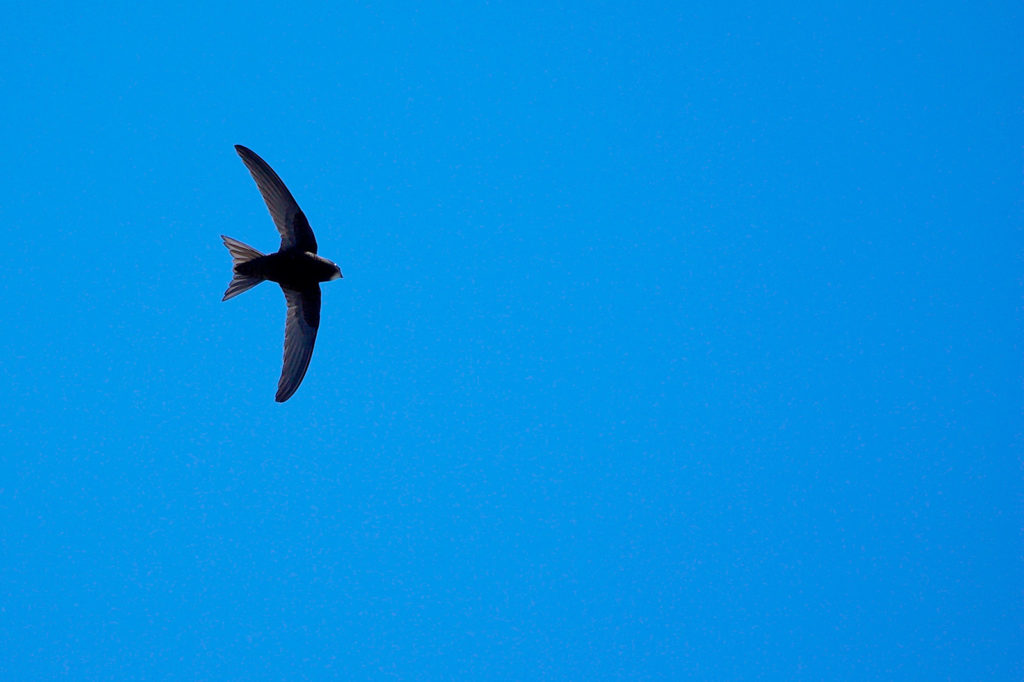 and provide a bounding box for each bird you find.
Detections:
[221,145,342,402]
